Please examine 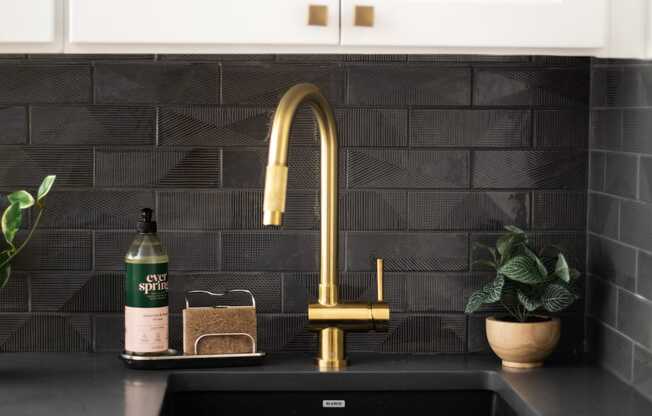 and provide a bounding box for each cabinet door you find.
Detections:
[0,0,63,53]
[342,0,607,48]
[67,0,339,48]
